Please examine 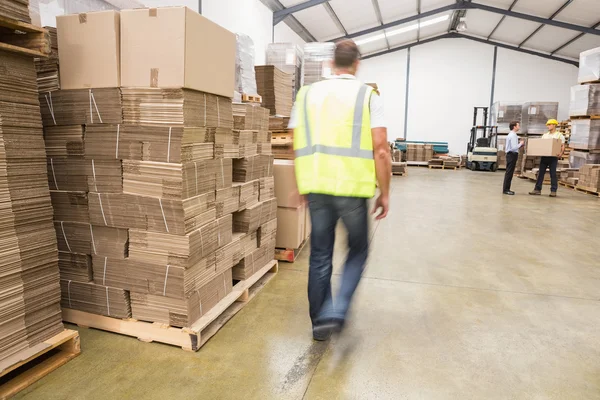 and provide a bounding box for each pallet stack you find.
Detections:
[302,42,335,86]
[521,102,559,135]
[39,7,276,331]
[491,102,523,134]
[406,143,433,163]
[0,44,63,362]
[266,43,303,101]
